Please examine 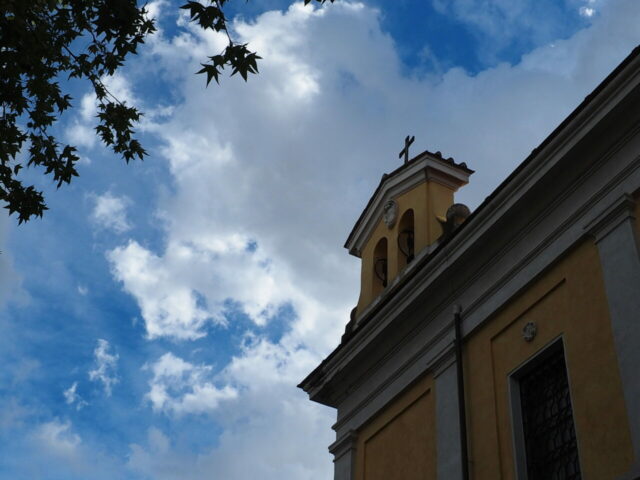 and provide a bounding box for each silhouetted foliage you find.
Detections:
[0,0,334,223]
